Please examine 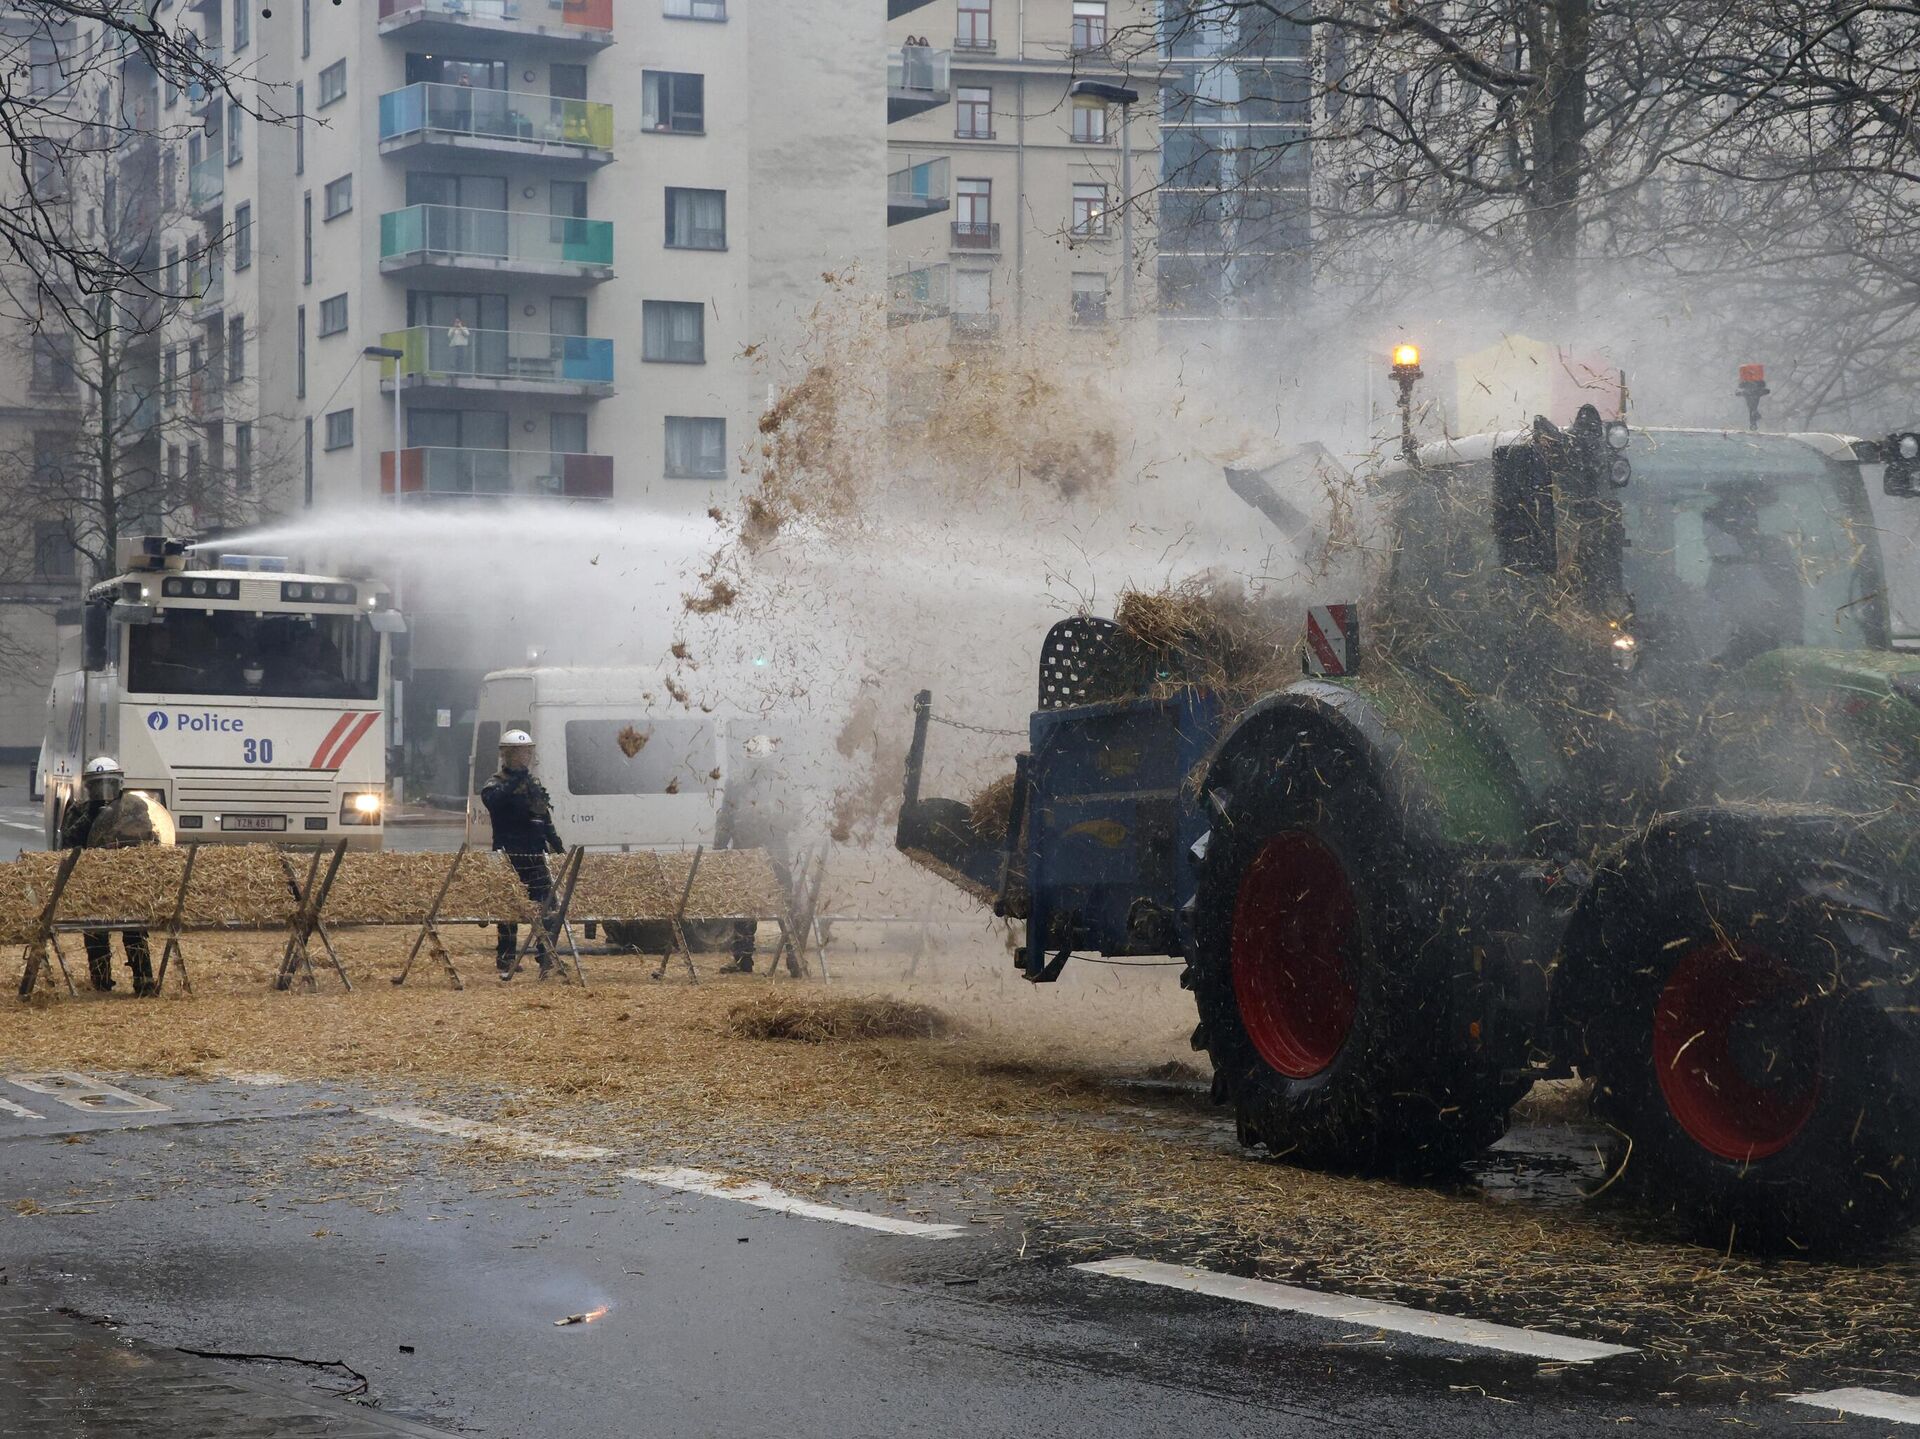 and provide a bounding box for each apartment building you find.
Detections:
[99,0,887,790]
[885,0,1159,344]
